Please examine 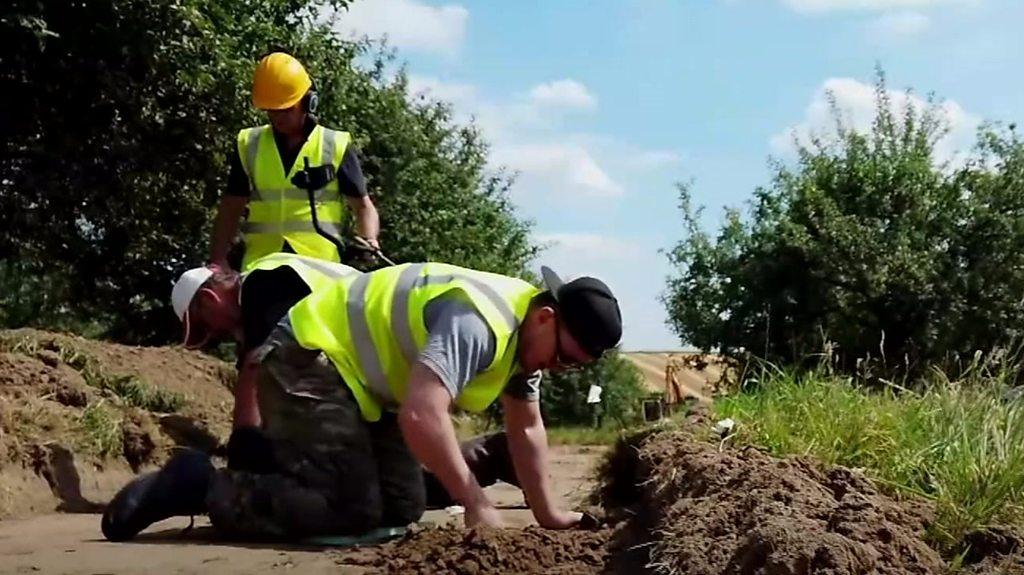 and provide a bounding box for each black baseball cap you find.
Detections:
[541,266,622,358]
